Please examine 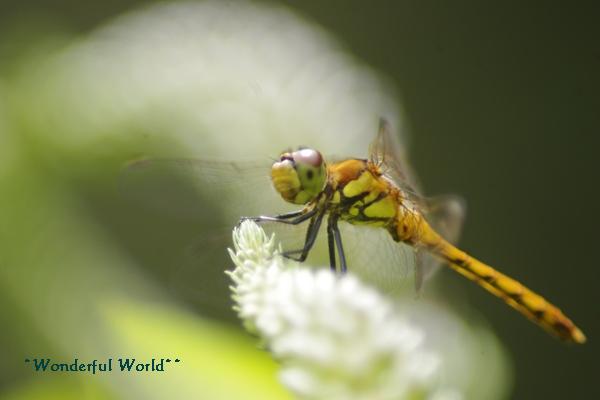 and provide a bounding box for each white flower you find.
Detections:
[228,220,457,400]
